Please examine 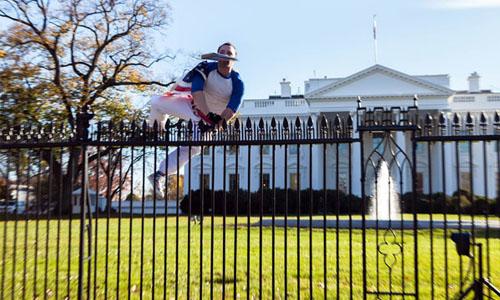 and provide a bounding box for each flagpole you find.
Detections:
[373,14,378,64]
